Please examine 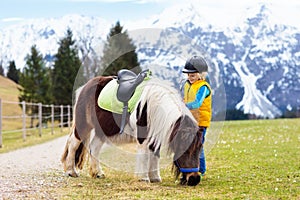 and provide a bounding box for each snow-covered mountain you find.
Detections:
[0,3,299,118]
[0,15,110,68]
